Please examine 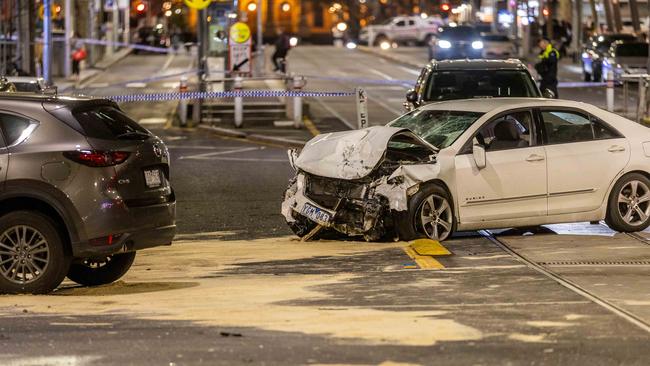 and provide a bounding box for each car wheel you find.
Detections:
[373,35,389,47]
[67,252,136,287]
[396,184,455,241]
[583,72,592,82]
[605,173,650,232]
[0,211,70,294]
